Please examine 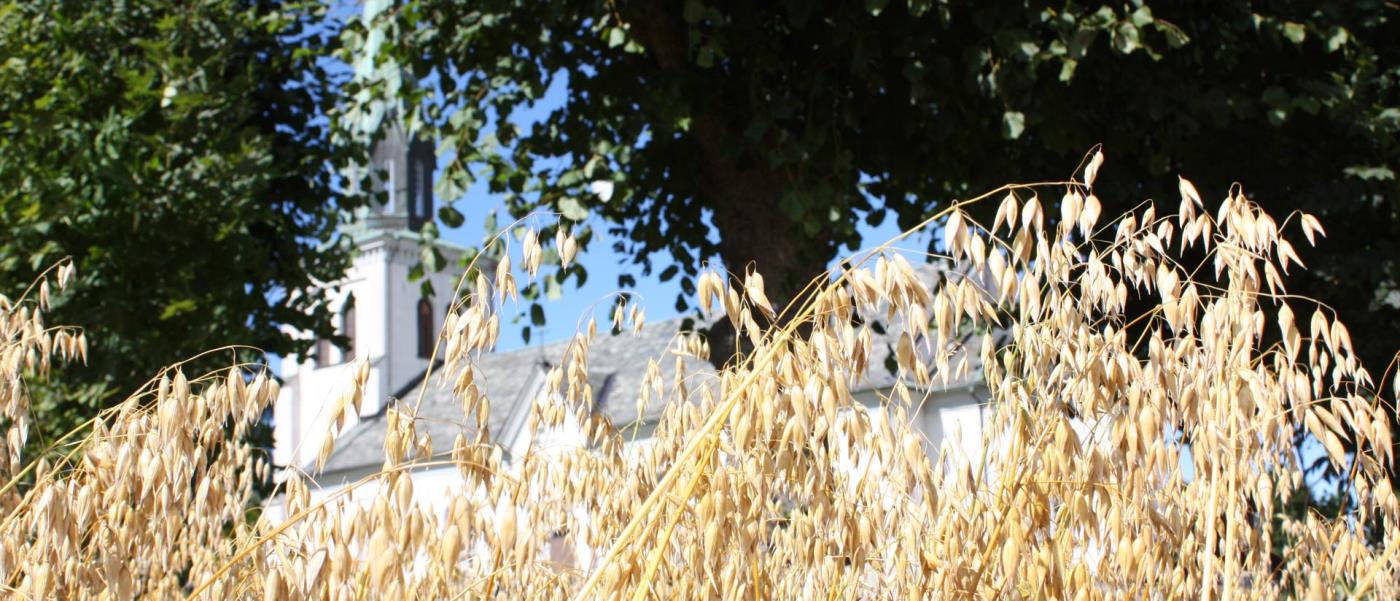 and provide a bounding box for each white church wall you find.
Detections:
[274,248,372,469]
[272,232,469,472]
[274,280,365,470]
[273,359,374,471]
[929,396,986,466]
[378,236,463,404]
[351,244,388,405]
[852,384,987,466]
[382,244,427,401]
